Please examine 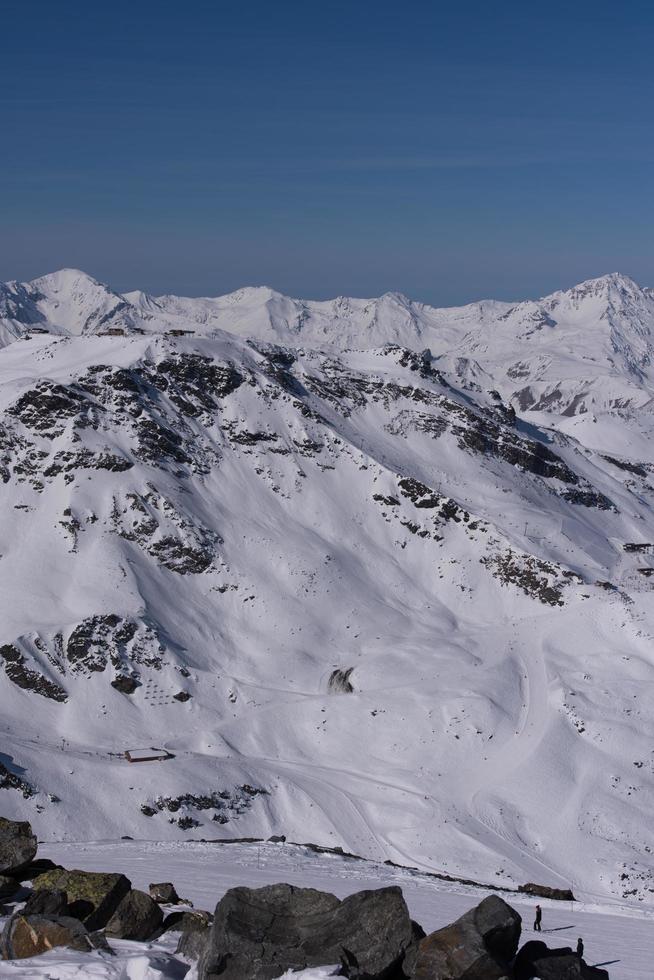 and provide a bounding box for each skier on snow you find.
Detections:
[533,904,542,931]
